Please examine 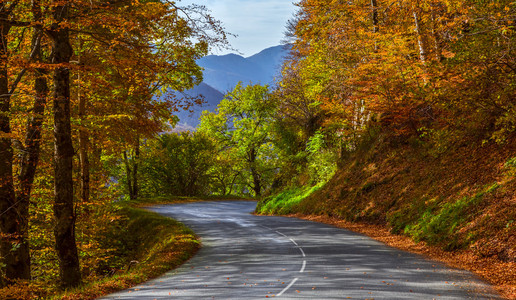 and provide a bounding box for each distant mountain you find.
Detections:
[173,82,225,129]
[198,45,290,92]
[172,44,290,128]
